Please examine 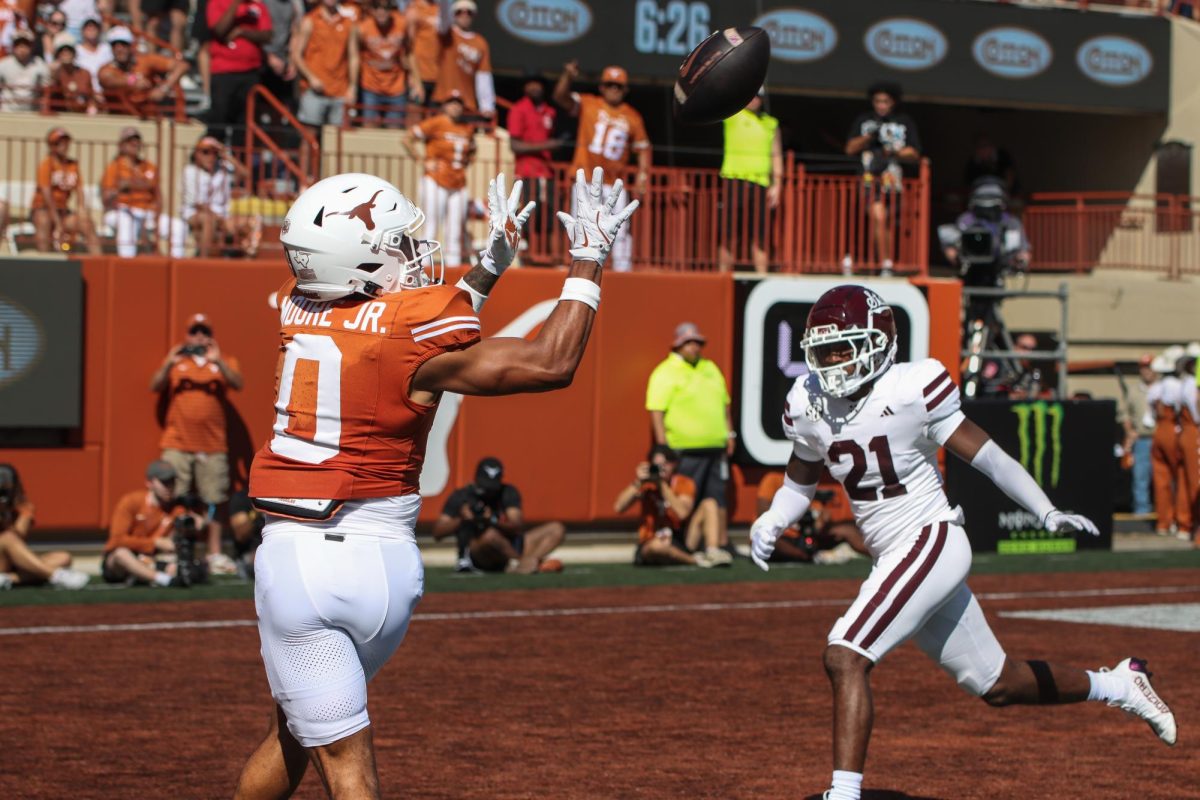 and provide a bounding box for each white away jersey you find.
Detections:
[782,359,965,555]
